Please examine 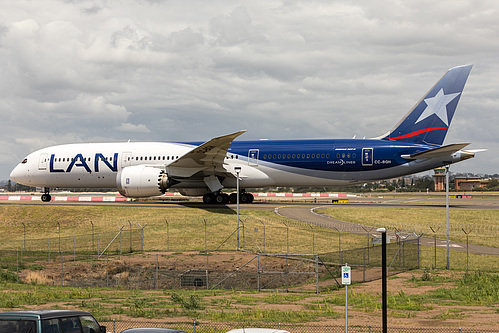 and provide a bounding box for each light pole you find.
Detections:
[235,166,241,250]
